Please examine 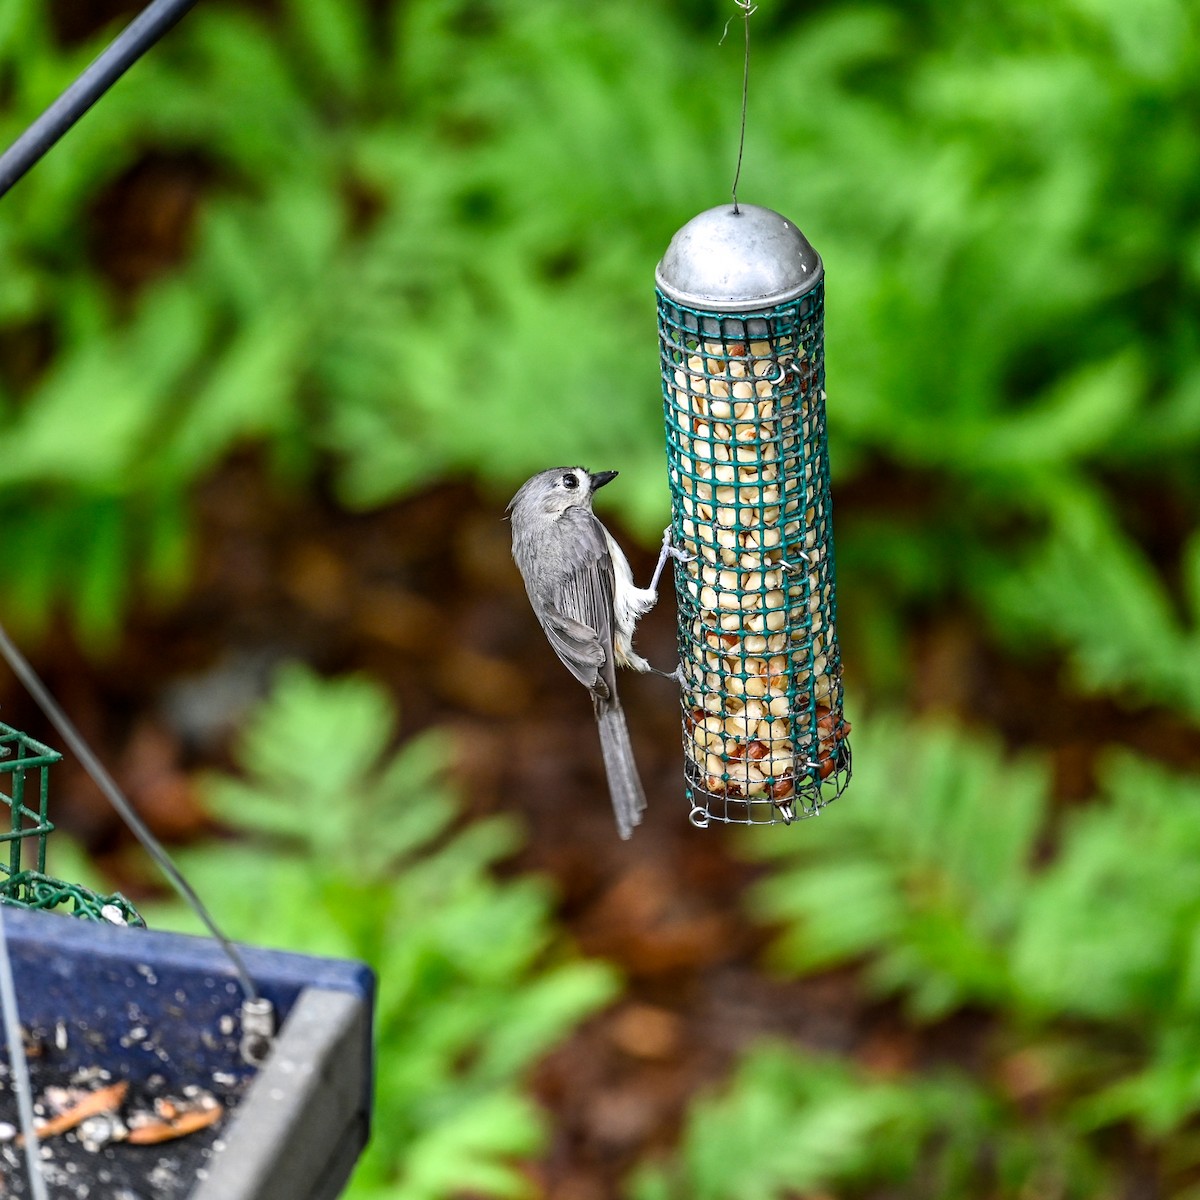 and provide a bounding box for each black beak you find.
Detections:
[590,470,619,491]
